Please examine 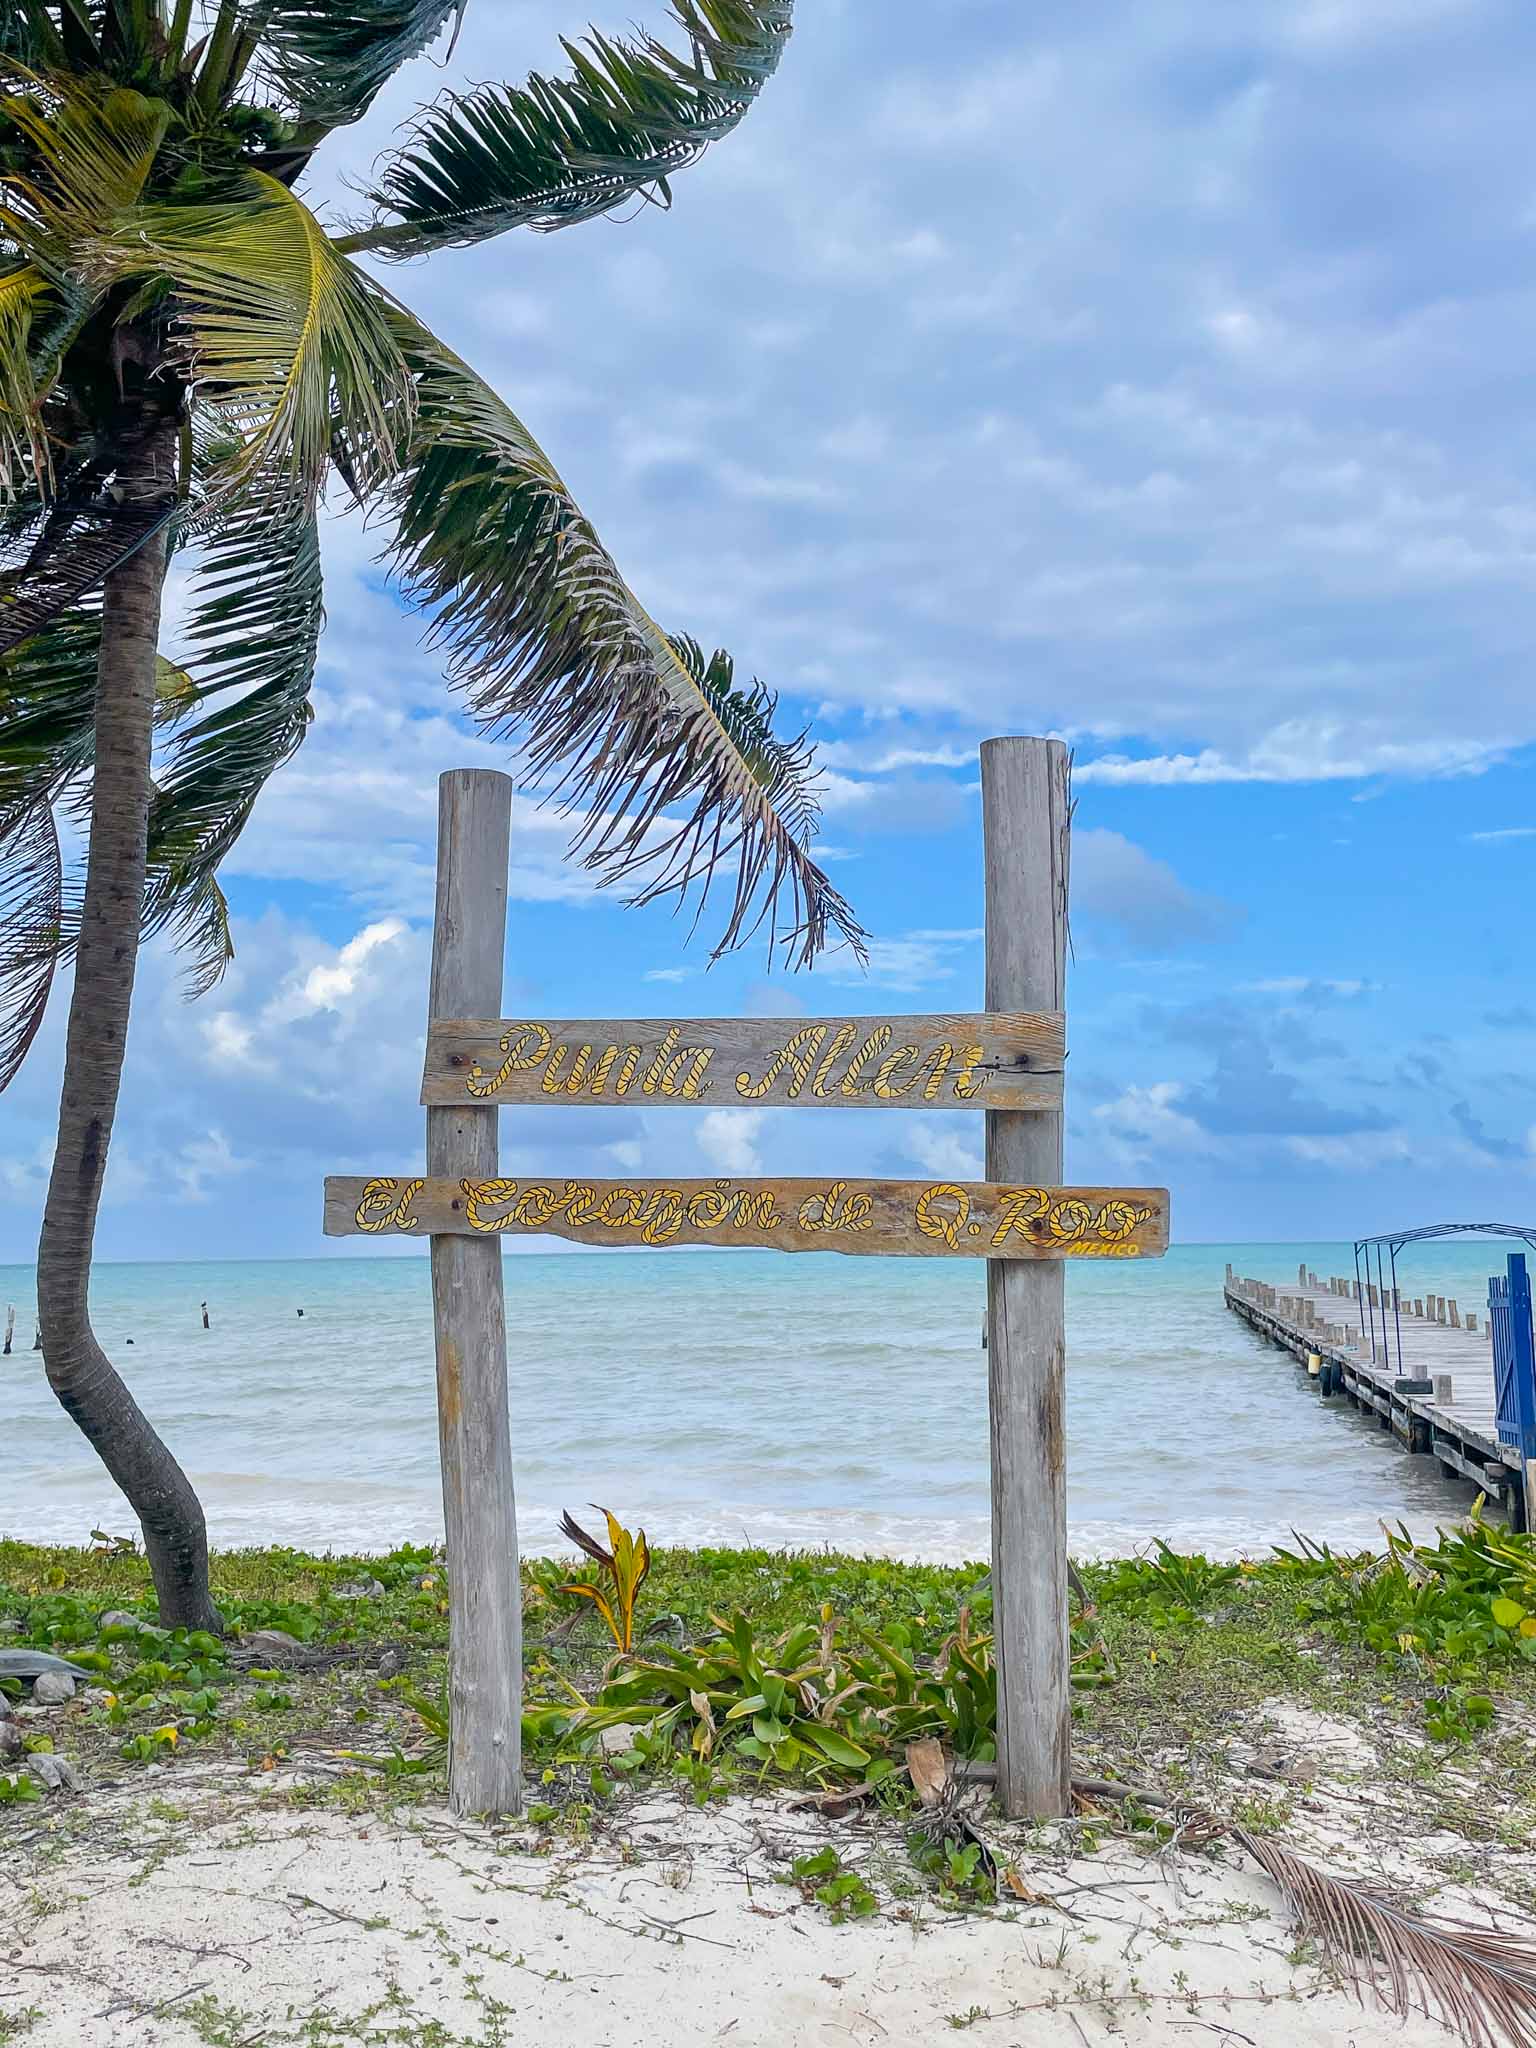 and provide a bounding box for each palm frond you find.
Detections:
[0,476,176,655]
[1069,1775,1536,2048]
[0,553,274,1088]
[0,9,69,68]
[142,472,323,958]
[0,598,99,794]
[88,171,412,499]
[373,314,861,967]
[253,1,465,129]
[159,867,235,1000]
[343,0,793,258]
[0,793,61,1089]
[0,71,170,272]
[1234,1823,1536,2048]
[0,263,50,487]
